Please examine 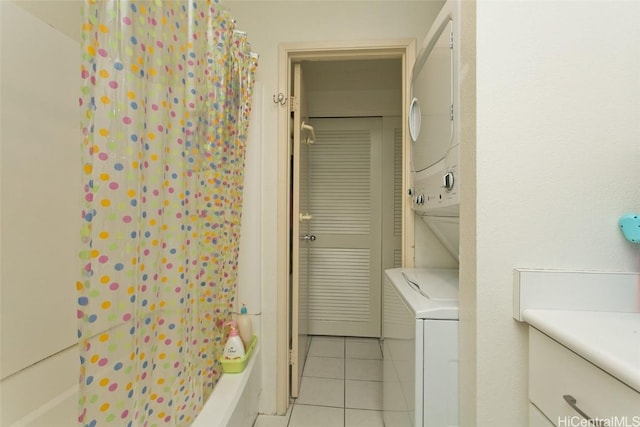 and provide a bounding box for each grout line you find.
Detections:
[285,399,294,427]
[294,403,345,409]
[343,336,347,426]
[1,343,78,381]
